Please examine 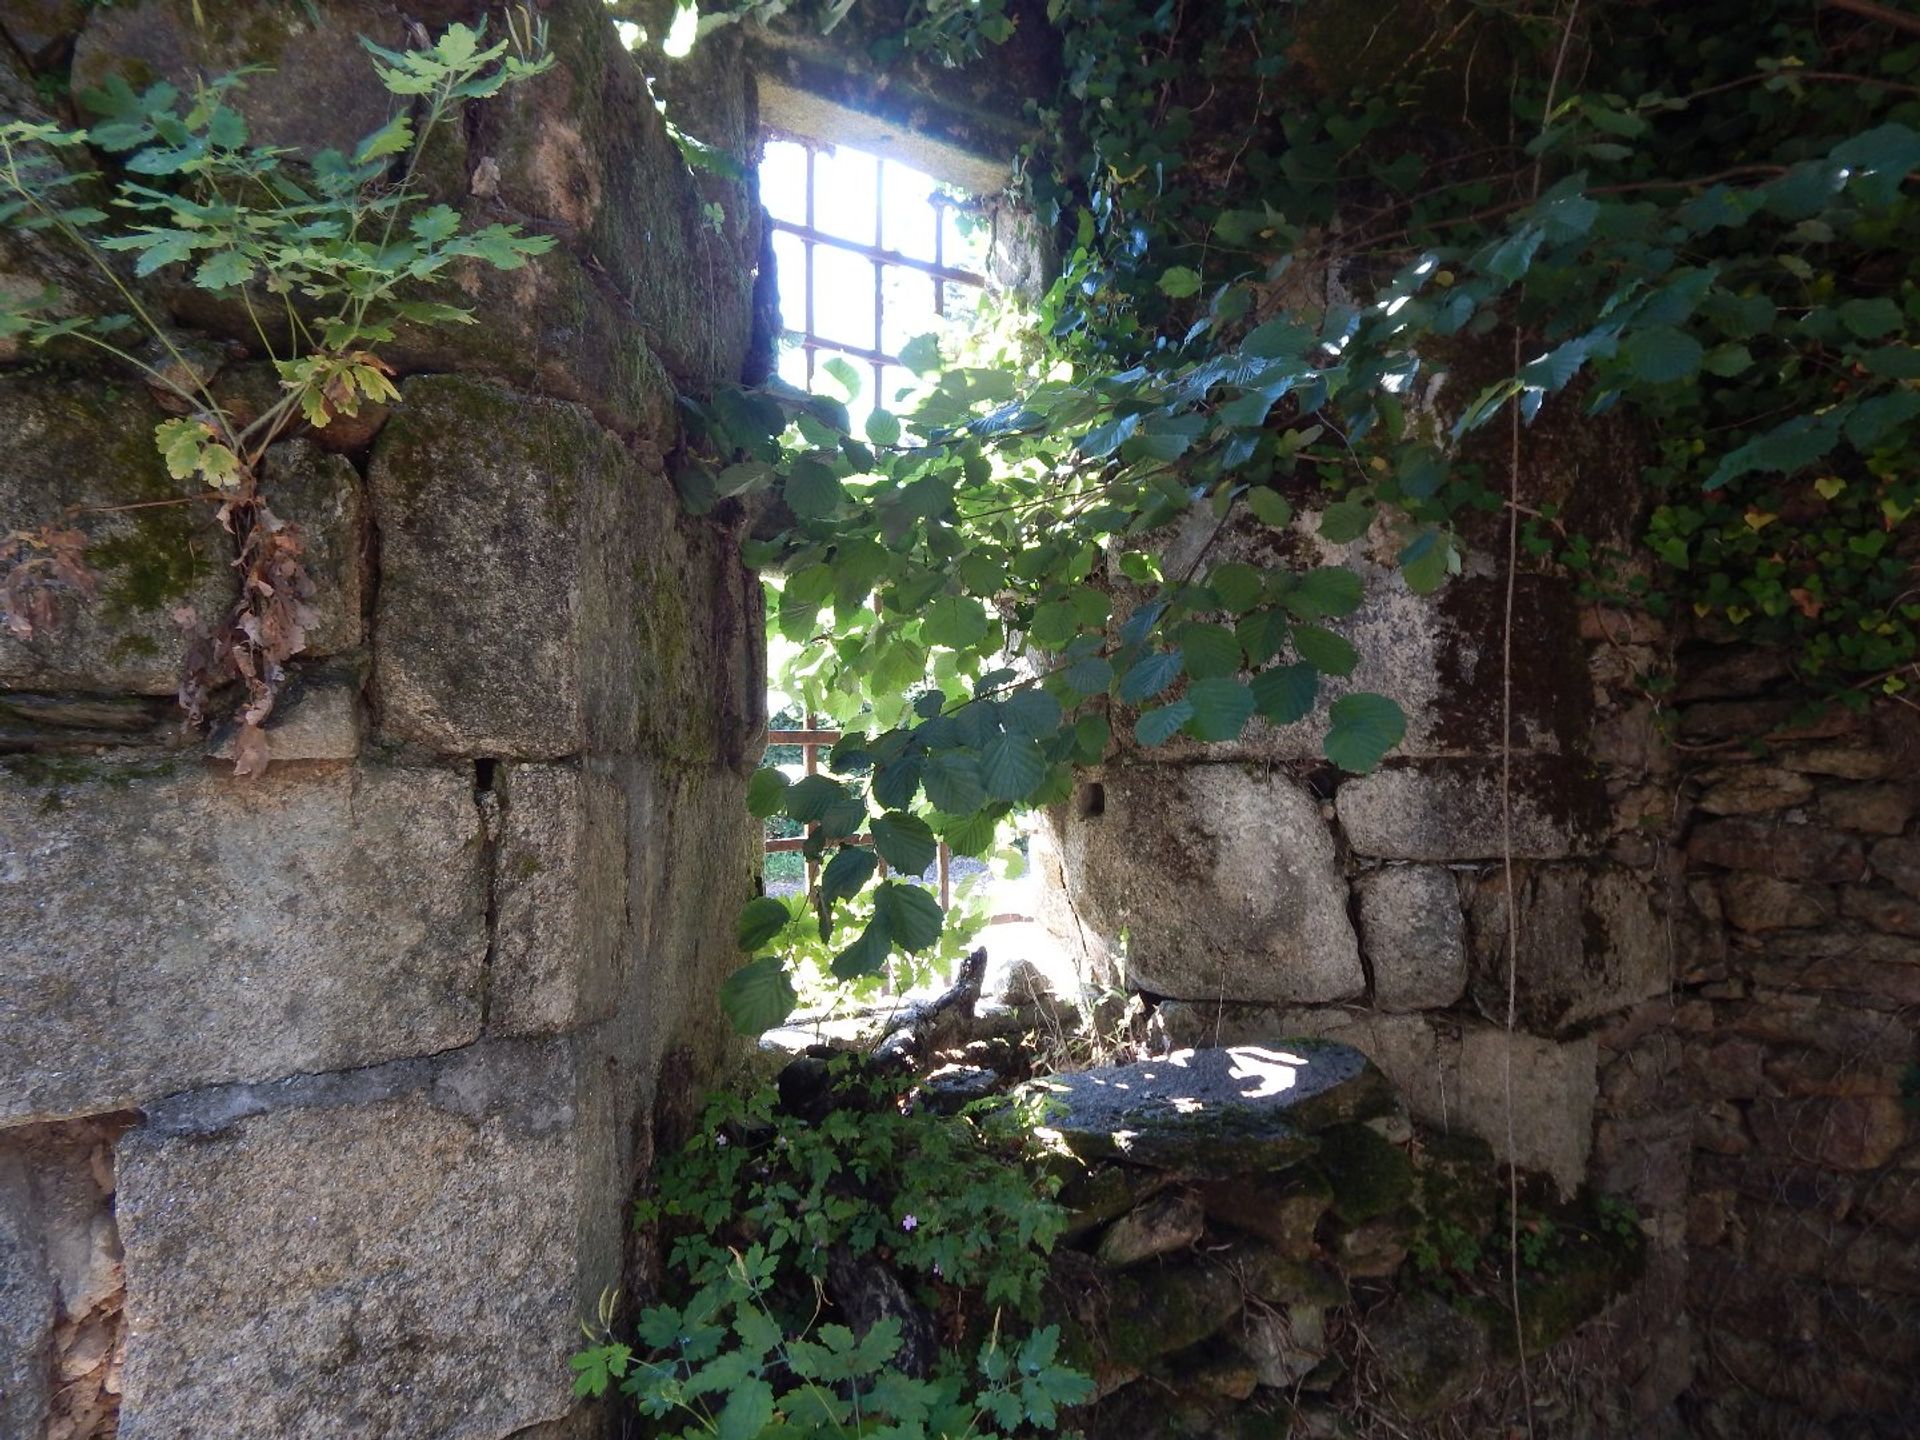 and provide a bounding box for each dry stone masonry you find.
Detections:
[0,2,764,1435]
